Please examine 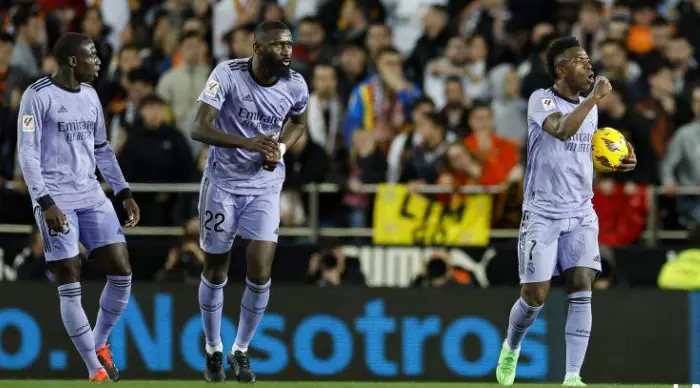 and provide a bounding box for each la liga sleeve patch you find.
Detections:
[541,98,555,111]
[22,115,35,132]
[203,80,220,99]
